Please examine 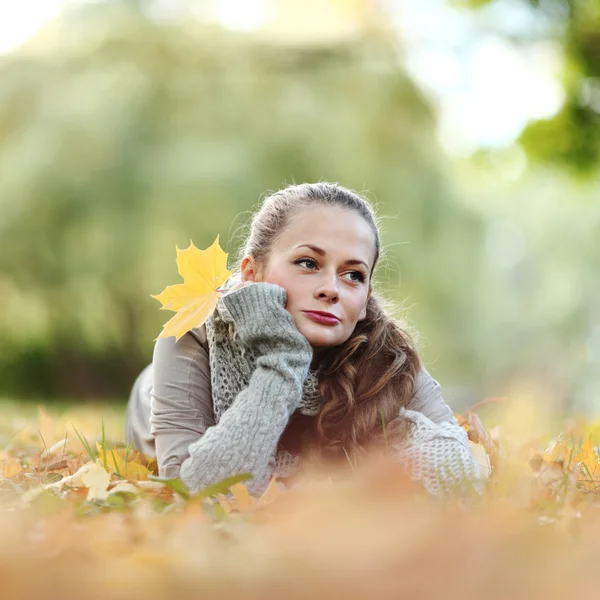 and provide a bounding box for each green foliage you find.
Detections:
[0,2,486,397]
[460,0,600,175]
[520,102,600,173]
[148,476,191,501]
